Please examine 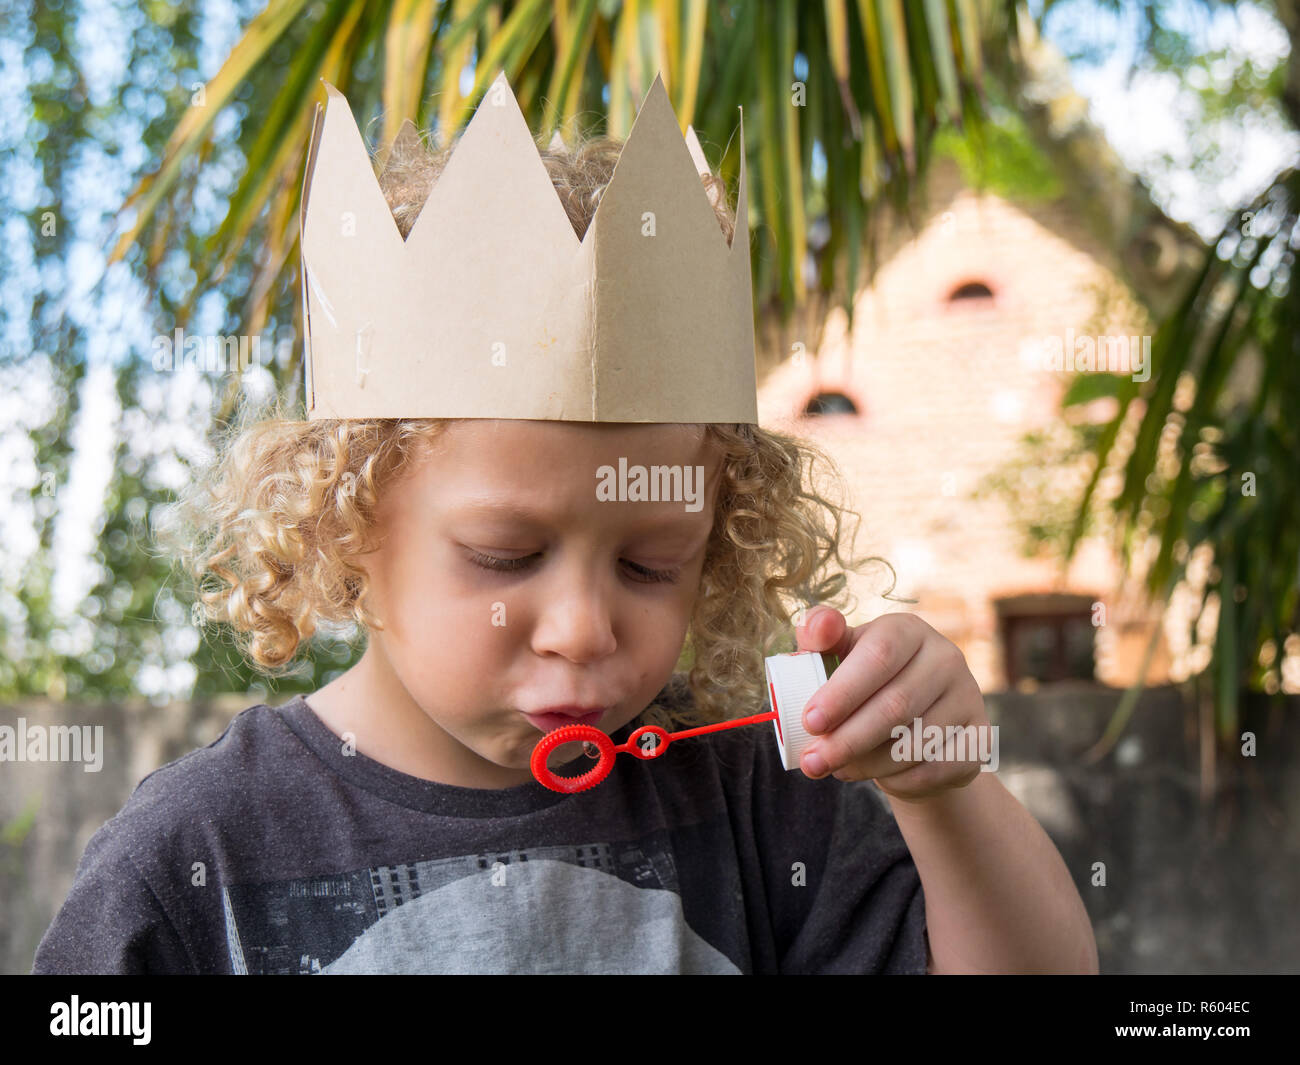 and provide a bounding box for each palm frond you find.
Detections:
[109,0,1000,355]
